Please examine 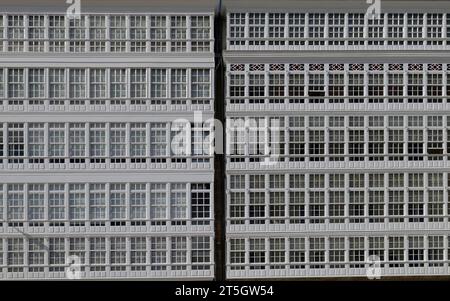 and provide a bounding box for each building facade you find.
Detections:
[224,0,450,278]
[2,0,450,281]
[0,0,215,279]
